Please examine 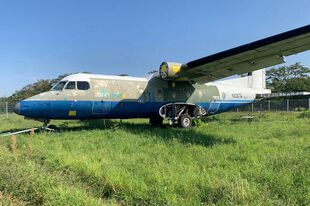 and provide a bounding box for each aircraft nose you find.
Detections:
[14,102,21,114]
